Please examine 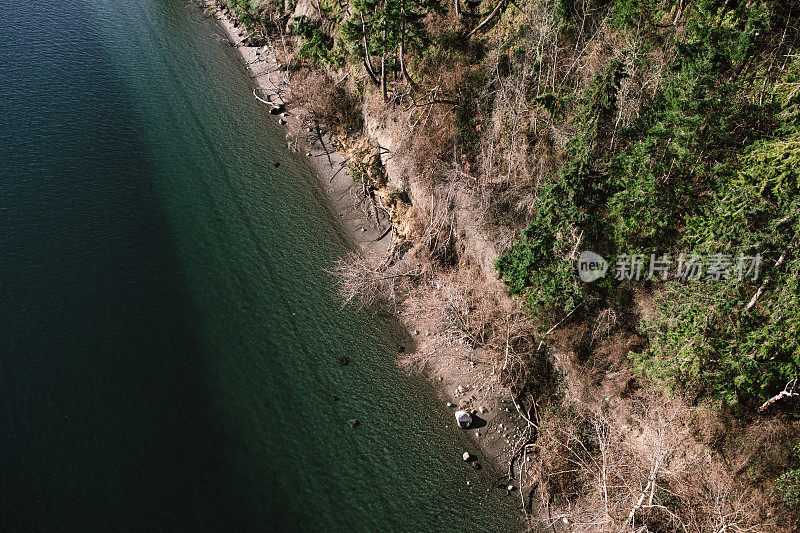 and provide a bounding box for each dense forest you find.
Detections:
[214,0,800,529]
